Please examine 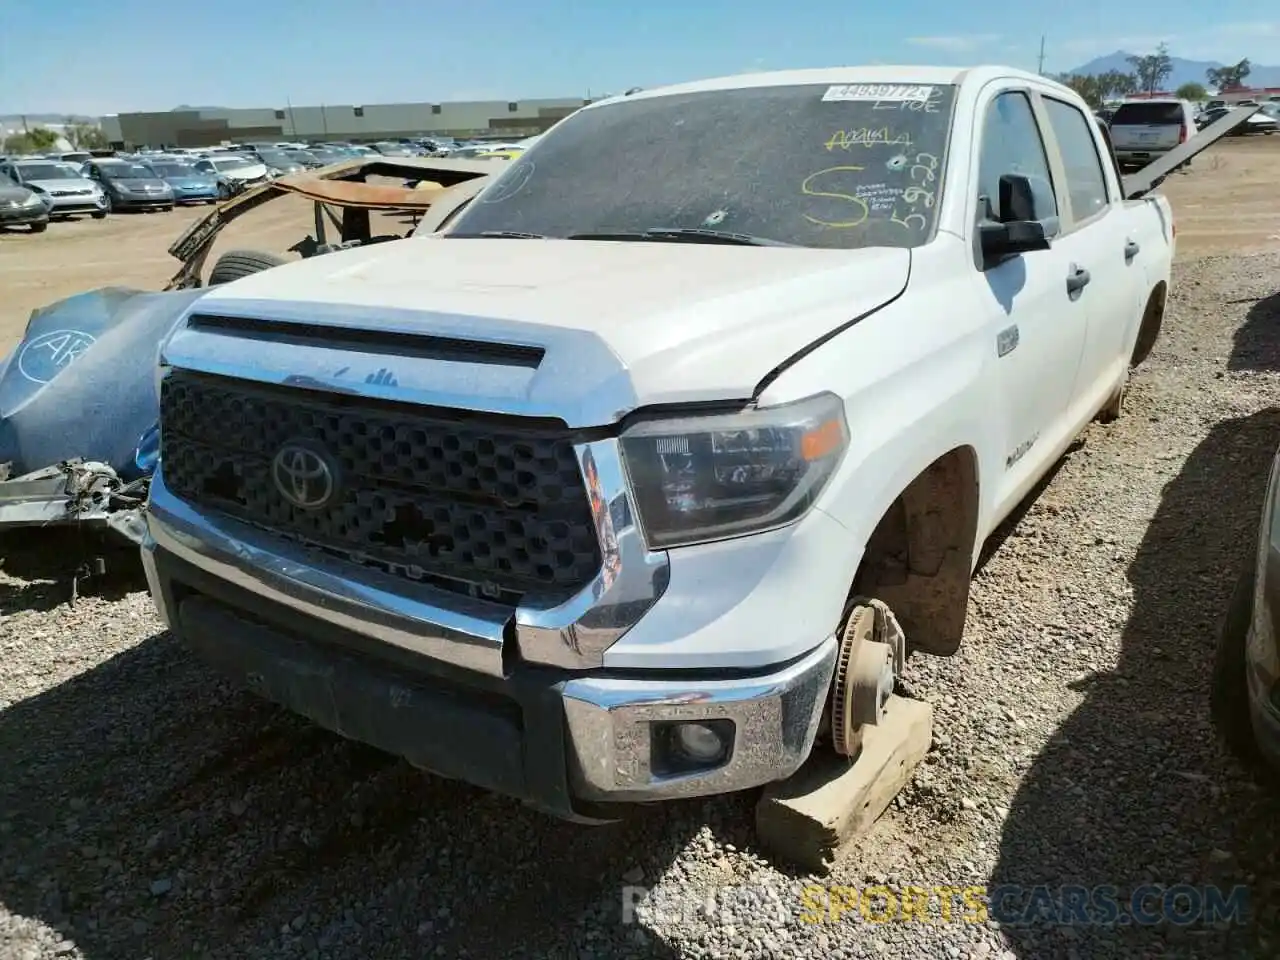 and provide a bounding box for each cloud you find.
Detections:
[1060,35,1177,57]
[1057,25,1280,67]
[906,34,1000,53]
[1209,21,1280,38]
